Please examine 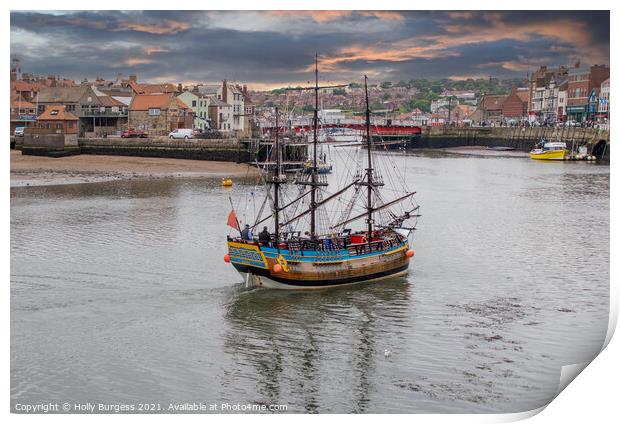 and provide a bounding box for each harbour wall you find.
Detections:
[414,126,610,160]
[18,136,257,162]
[77,137,254,163]
[13,126,610,162]
[17,136,309,164]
